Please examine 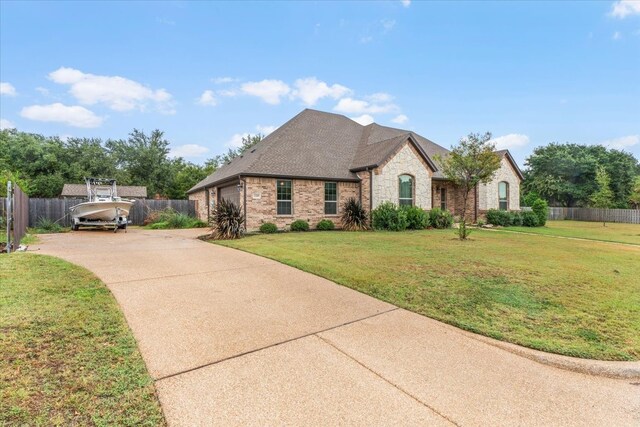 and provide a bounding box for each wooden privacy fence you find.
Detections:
[2,182,29,252]
[548,207,640,224]
[26,198,196,227]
